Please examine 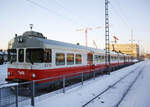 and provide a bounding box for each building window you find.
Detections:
[56,53,65,65]
[18,49,24,62]
[67,53,74,65]
[76,54,82,64]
